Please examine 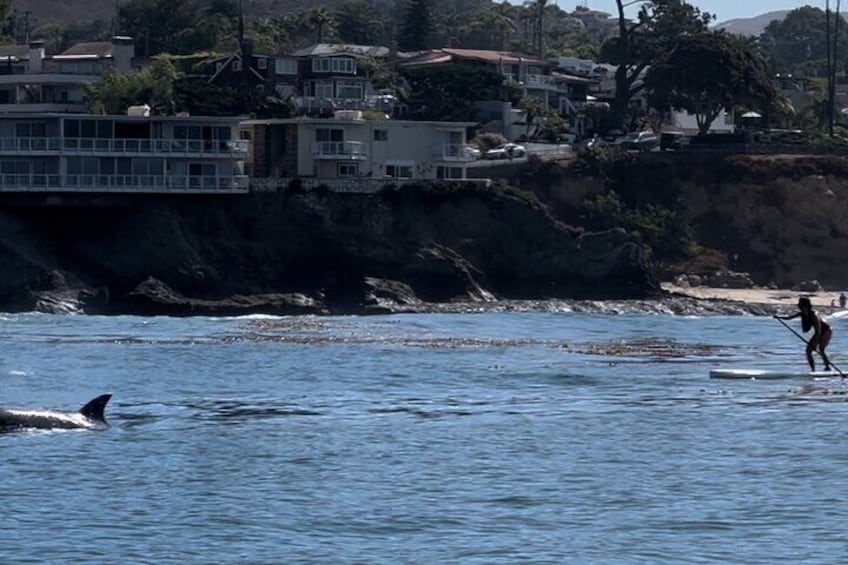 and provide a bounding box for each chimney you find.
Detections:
[28,40,44,73]
[111,36,134,71]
